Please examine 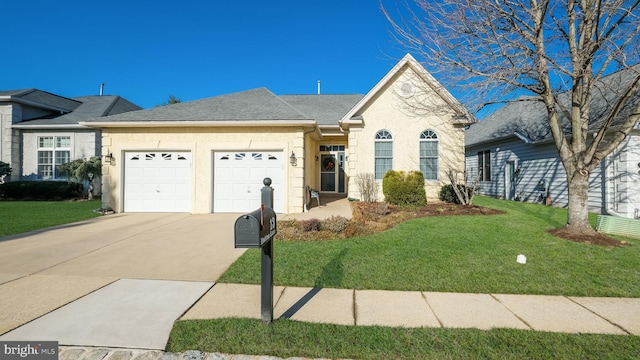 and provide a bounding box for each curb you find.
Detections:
[59,347,351,360]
